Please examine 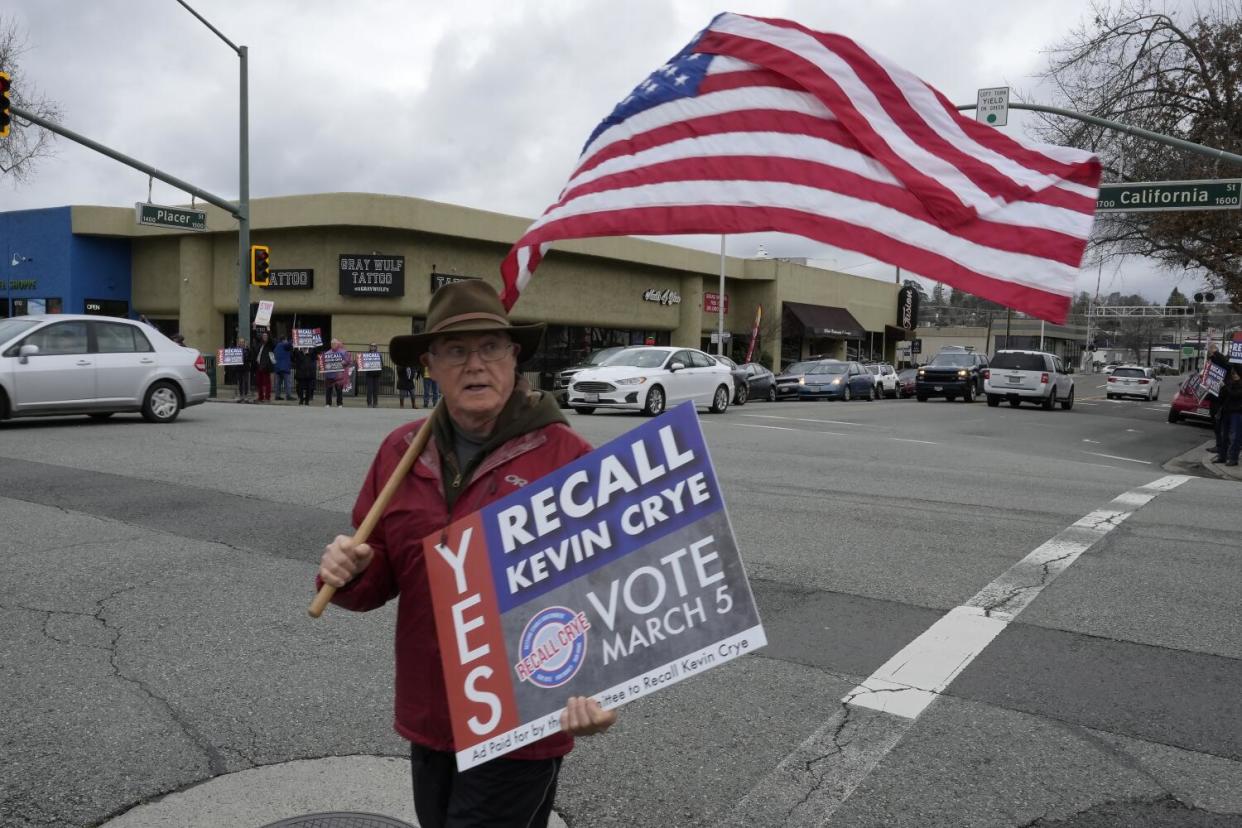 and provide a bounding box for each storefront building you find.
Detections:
[3,193,902,381]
